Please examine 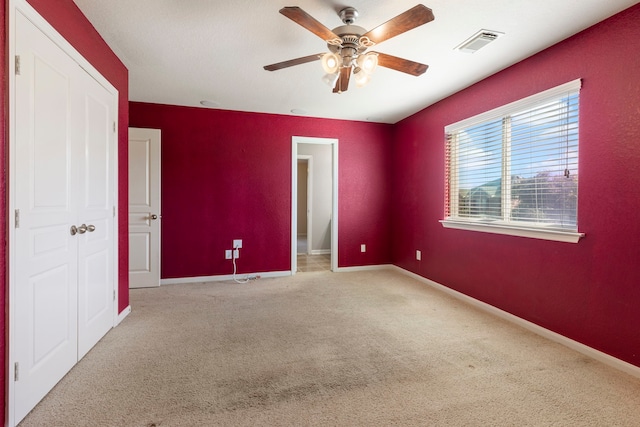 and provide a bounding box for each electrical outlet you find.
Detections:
[233,239,242,249]
[361,244,366,252]
[225,250,232,259]
[416,250,422,261]
[233,249,240,259]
